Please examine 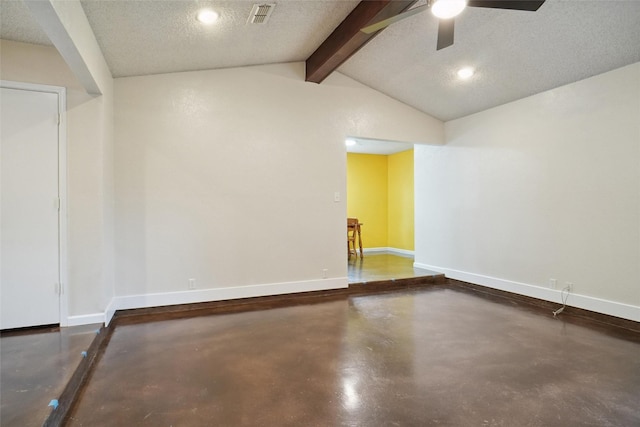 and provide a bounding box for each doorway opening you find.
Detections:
[345,137,431,284]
